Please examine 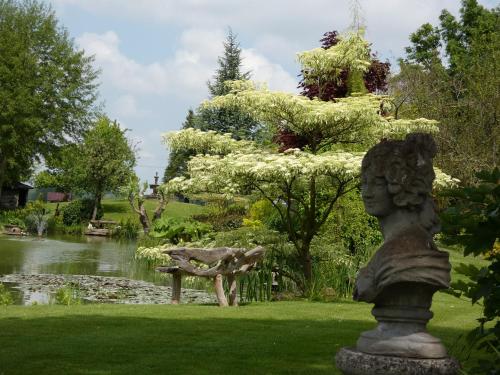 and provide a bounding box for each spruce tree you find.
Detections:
[207,28,250,97]
[198,28,261,140]
[164,29,261,181]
